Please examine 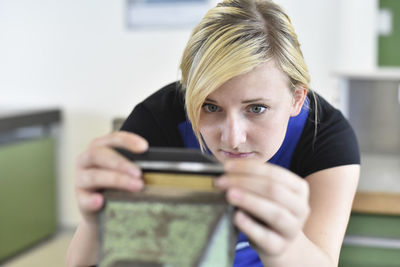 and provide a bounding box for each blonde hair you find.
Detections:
[180,0,310,150]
